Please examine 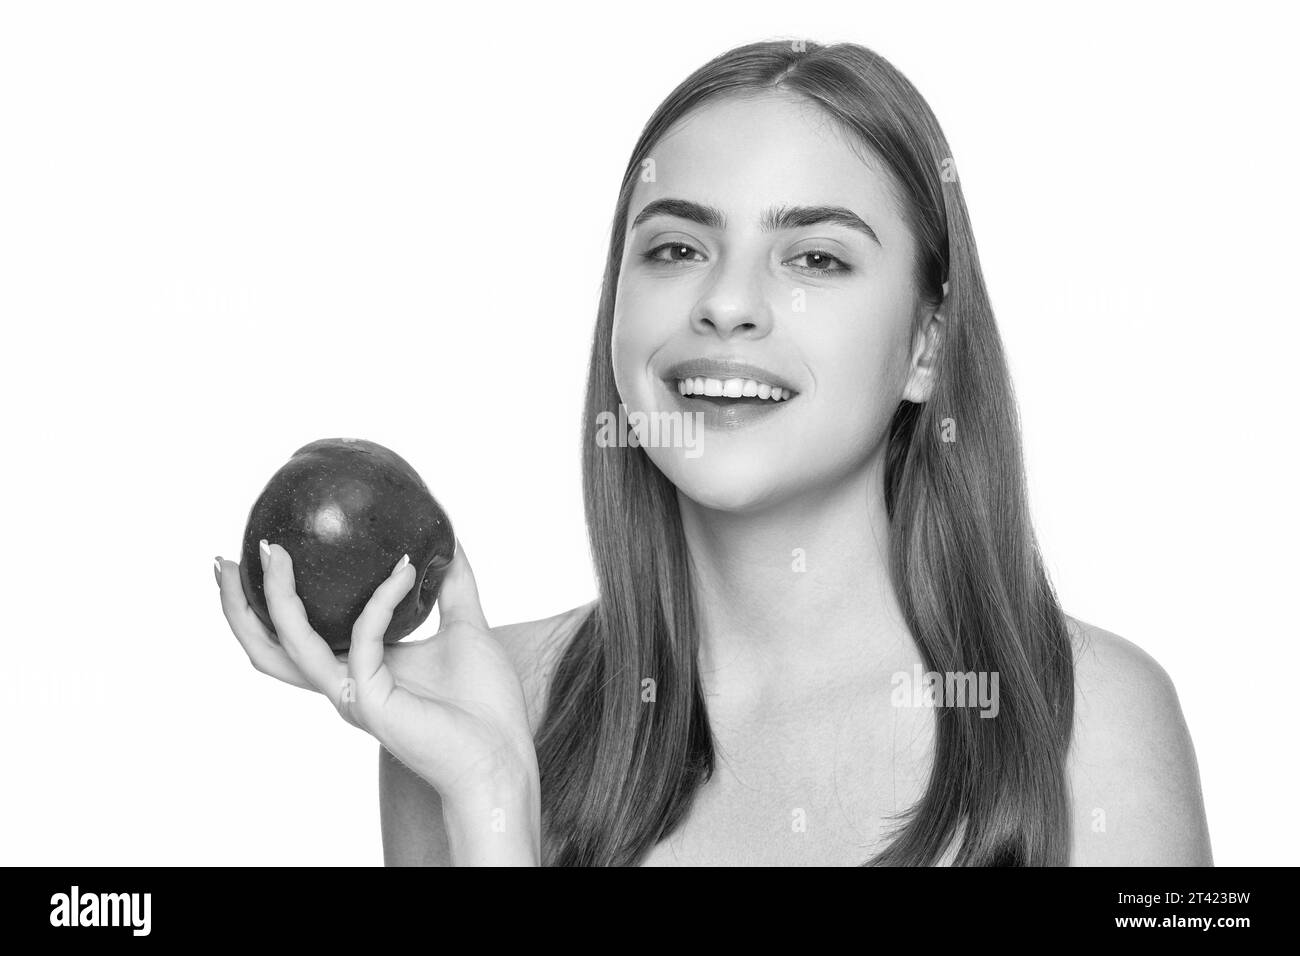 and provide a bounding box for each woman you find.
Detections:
[215,39,1212,866]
